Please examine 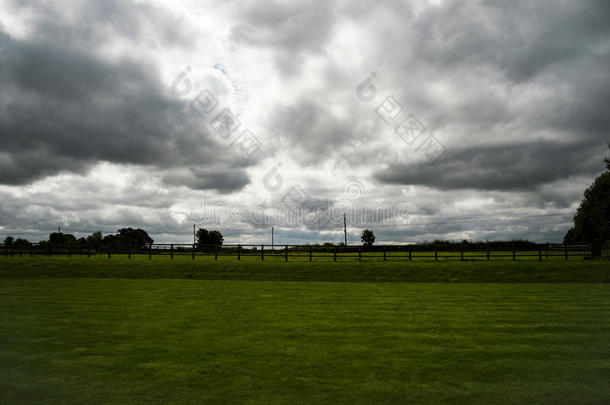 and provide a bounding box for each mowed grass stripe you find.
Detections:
[1,256,609,282]
[1,279,609,404]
